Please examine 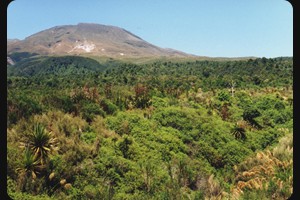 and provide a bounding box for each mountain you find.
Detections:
[7,39,20,45]
[7,23,194,58]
